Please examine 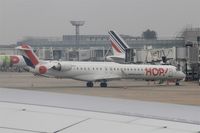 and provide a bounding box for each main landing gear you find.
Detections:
[175,80,180,86]
[86,80,108,87]
[86,81,93,87]
[100,82,107,87]
[100,80,107,87]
